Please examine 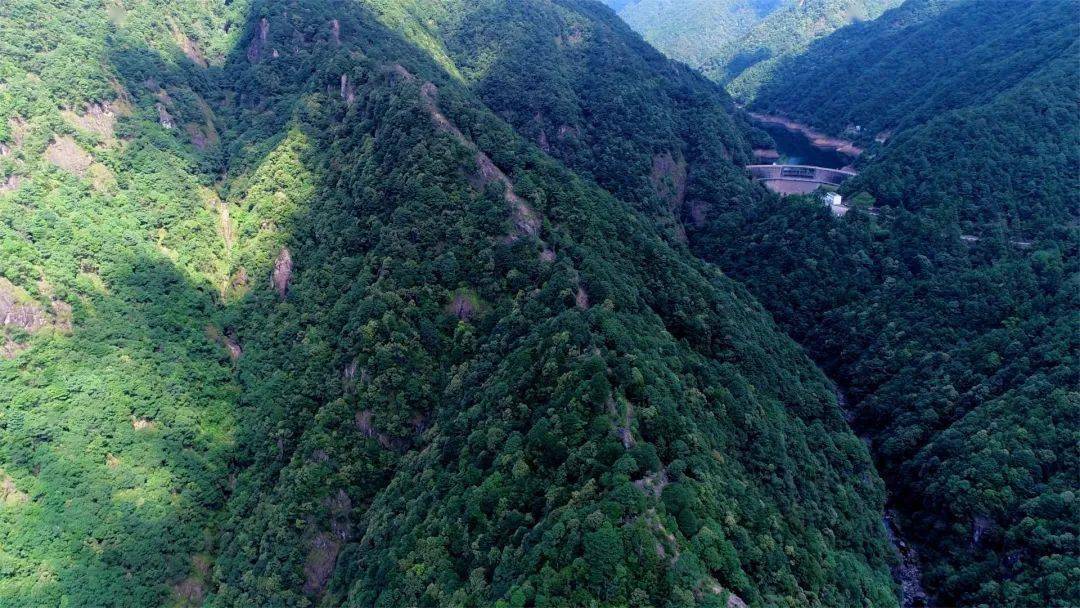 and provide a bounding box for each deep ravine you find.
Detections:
[835,386,929,608]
